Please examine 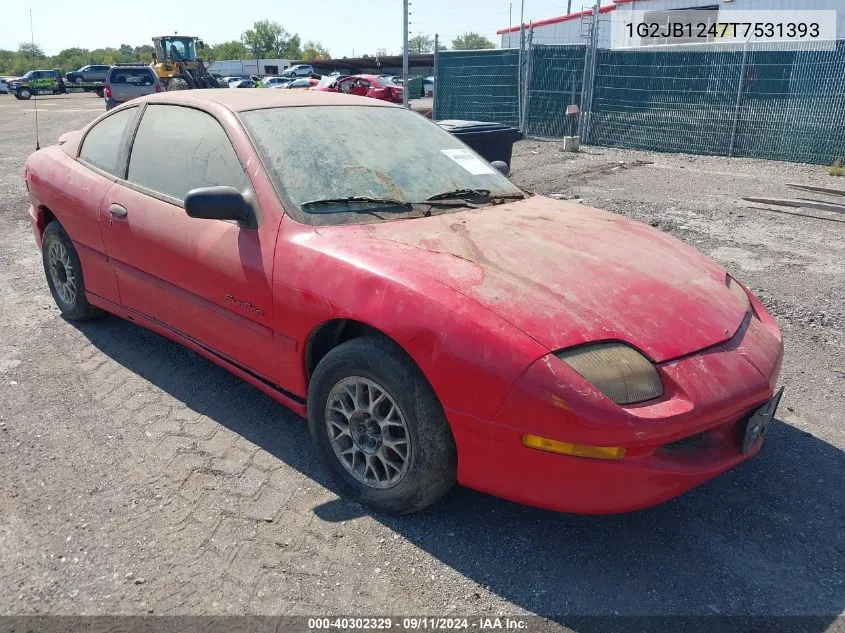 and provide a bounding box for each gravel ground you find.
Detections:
[0,94,842,626]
